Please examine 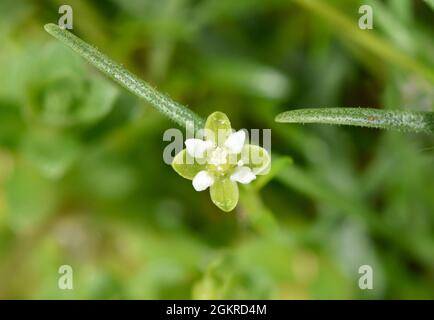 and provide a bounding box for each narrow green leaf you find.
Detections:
[276,108,434,133]
[44,23,205,130]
